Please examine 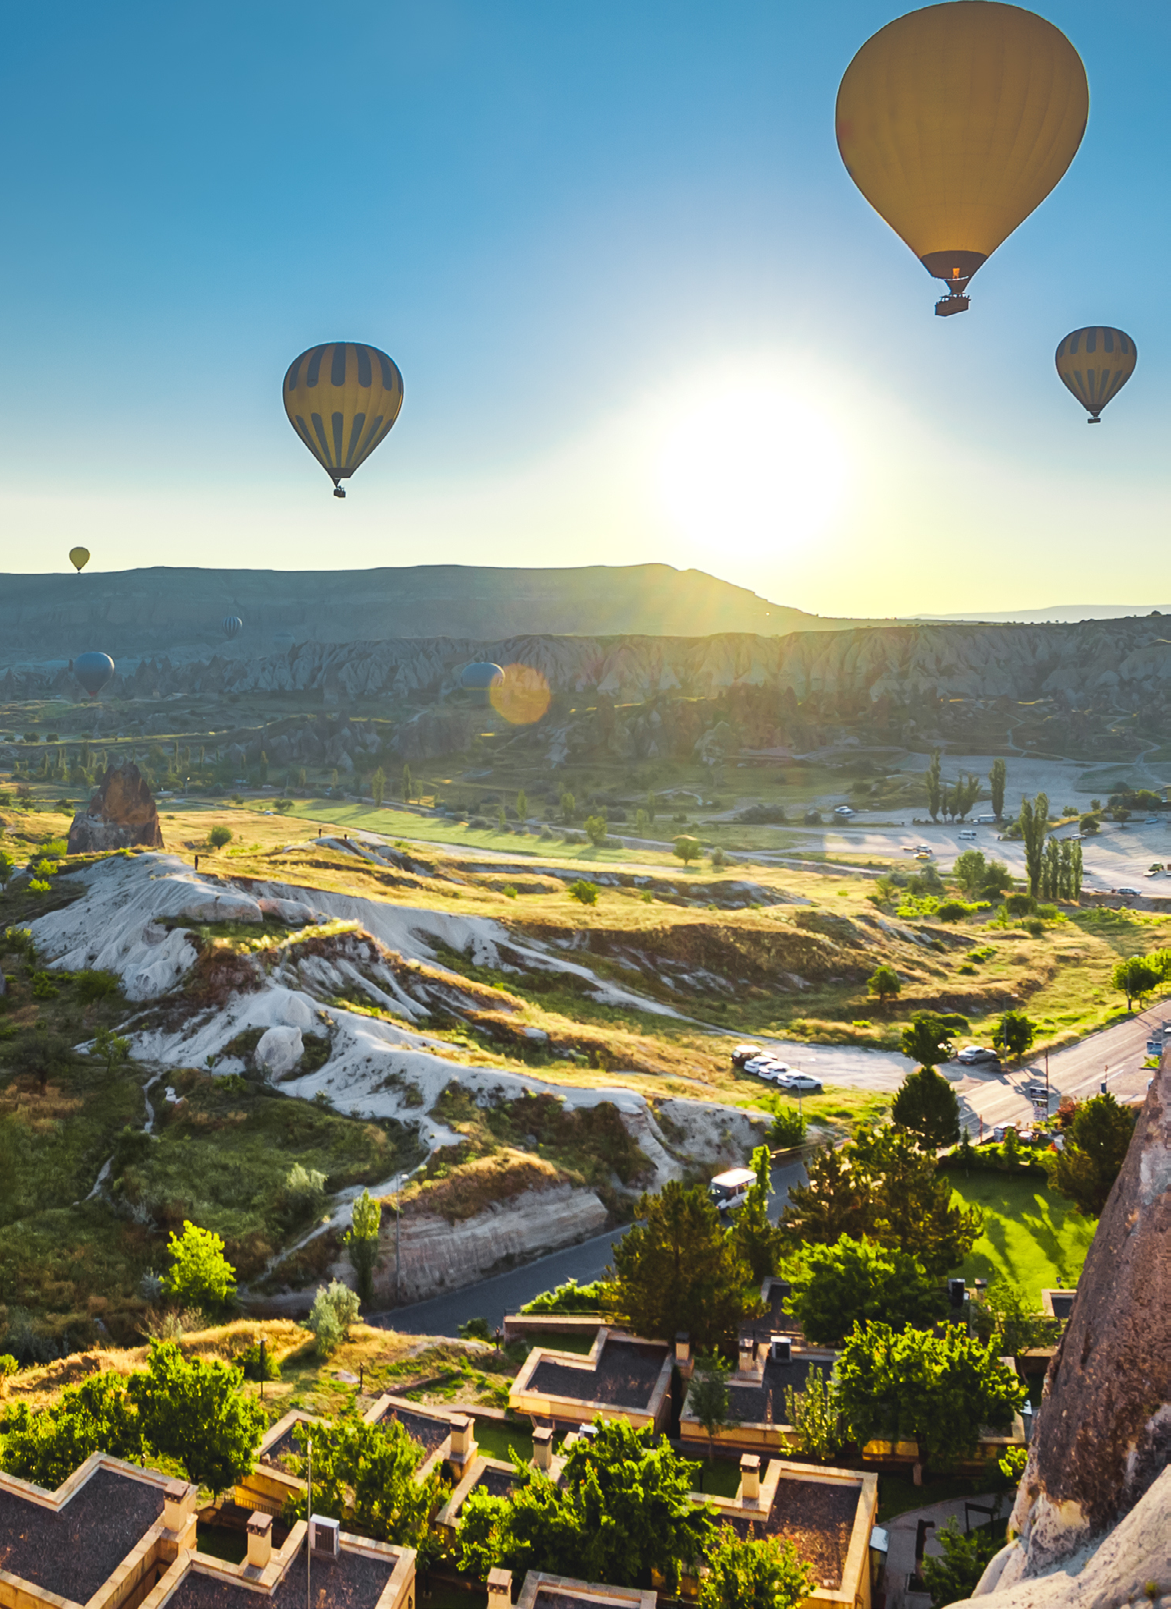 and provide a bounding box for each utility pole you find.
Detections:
[306,1440,312,1609]
[395,1173,401,1306]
